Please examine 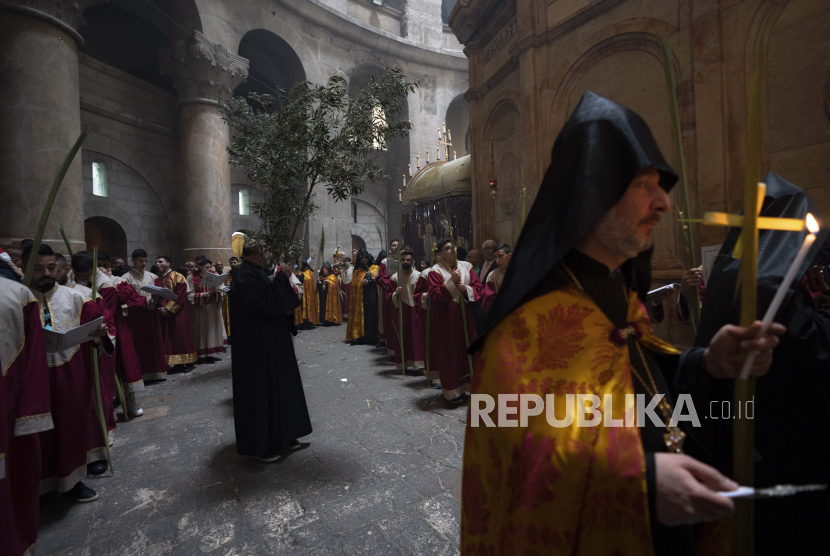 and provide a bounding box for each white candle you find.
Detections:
[438,128,442,140]
[408,163,412,176]
[402,175,406,188]
[426,150,429,163]
[448,129,452,142]
[739,213,818,380]
[398,189,402,202]
[436,148,439,160]
[453,150,457,160]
